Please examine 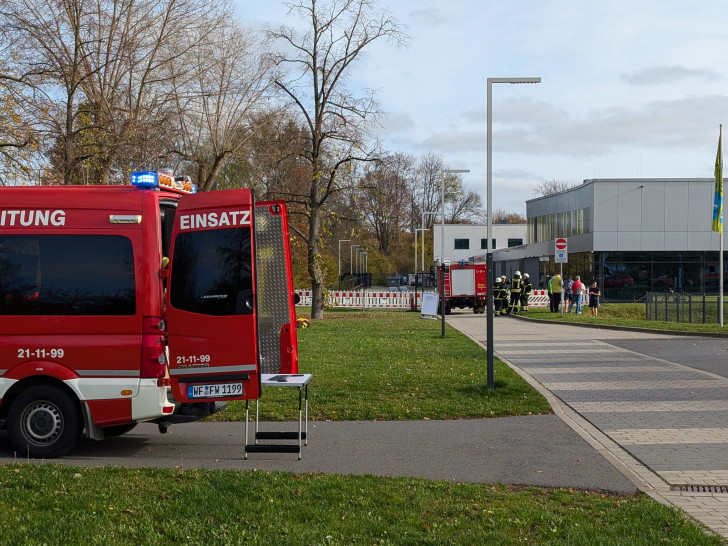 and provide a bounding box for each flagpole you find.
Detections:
[720,124,724,327]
